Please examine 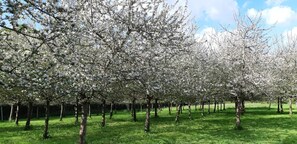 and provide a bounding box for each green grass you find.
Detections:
[1,102,297,144]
